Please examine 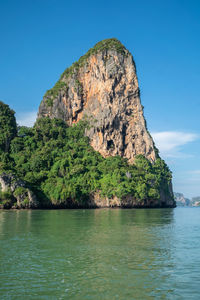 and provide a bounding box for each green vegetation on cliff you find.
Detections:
[44,38,130,102]
[0,101,17,153]
[0,101,173,208]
